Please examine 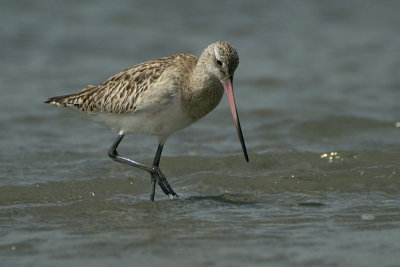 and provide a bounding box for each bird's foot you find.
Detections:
[151,167,178,199]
